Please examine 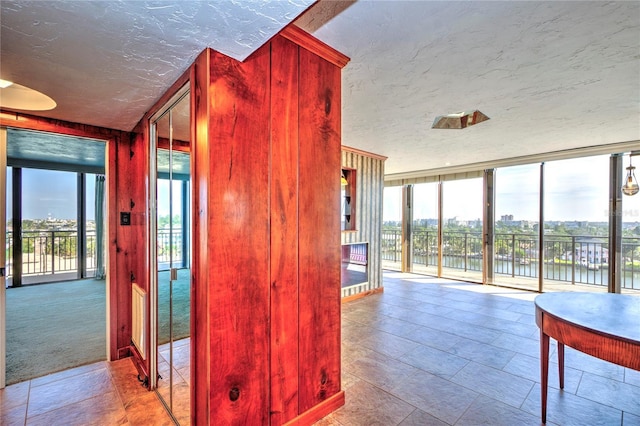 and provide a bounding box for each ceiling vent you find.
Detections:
[432,110,489,129]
